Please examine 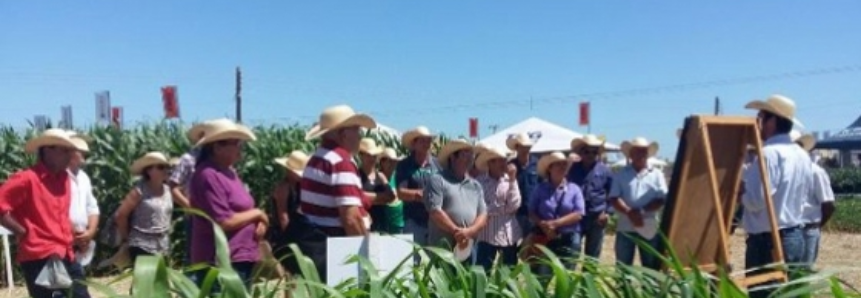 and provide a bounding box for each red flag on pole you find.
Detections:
[111,107,123,129]
[162,86,180,119]
[579,102,590,126]
[469,118,479,138]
